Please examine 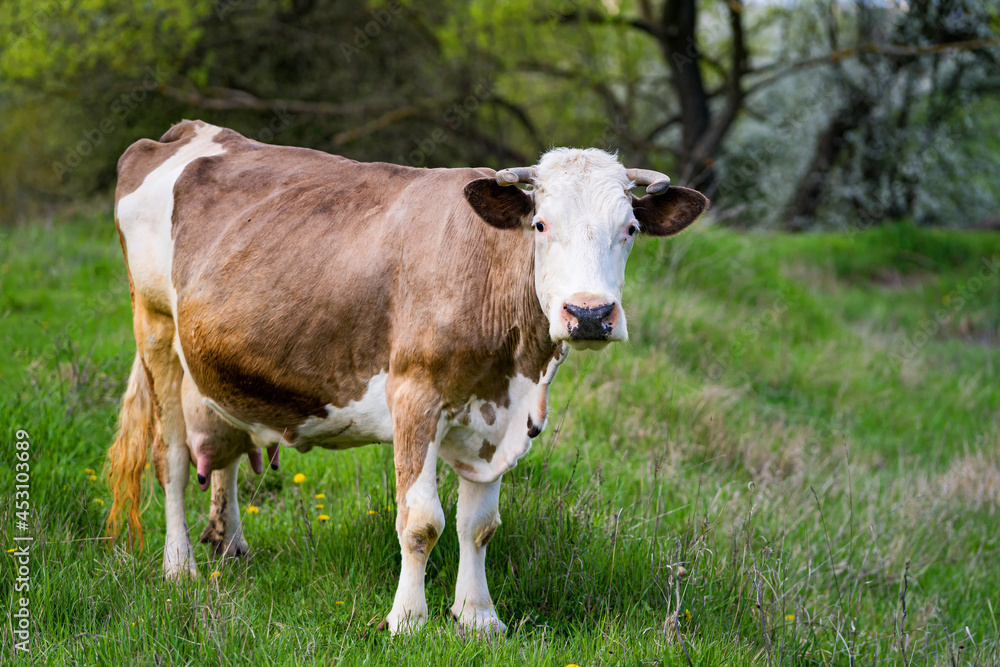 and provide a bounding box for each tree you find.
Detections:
[785,0,1000,229]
